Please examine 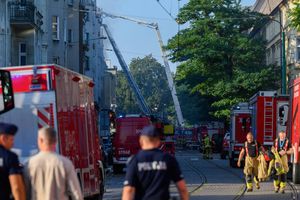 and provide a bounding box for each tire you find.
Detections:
[293,163,300,184]
[113,164,123,174]
[220,153,226,160]
[229,155,237,168]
